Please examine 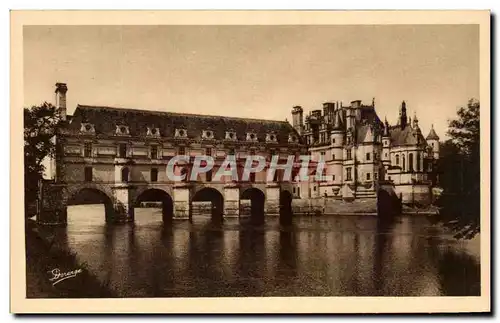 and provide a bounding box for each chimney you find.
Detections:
[55,82,68,121]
